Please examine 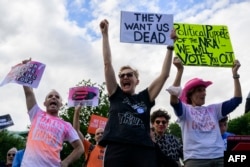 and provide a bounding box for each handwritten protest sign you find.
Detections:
[0,114,14,129]
[68,86,99,107]
[174,23,235,67]
[120,11,173,45]
[0,61,46,88]
[87,114,107,134]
